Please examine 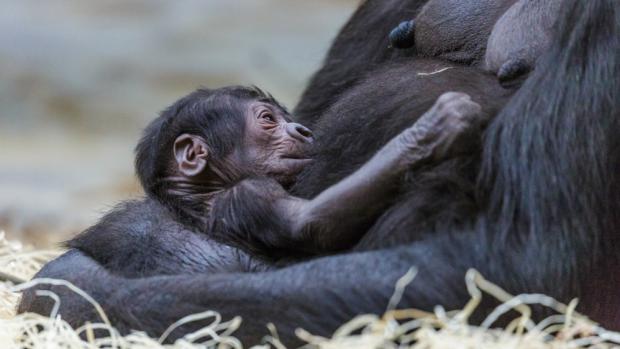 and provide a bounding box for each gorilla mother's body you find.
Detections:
[19,0,620,345]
